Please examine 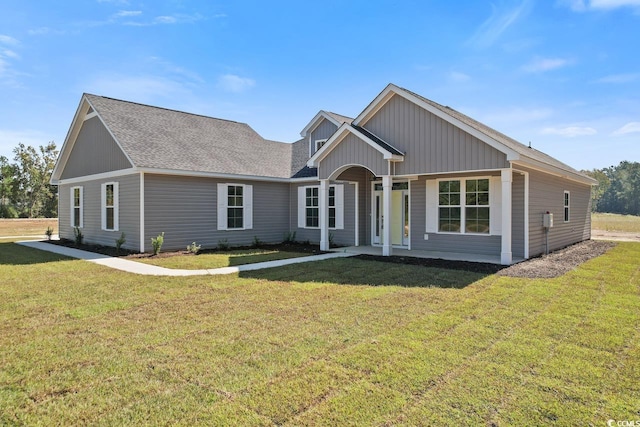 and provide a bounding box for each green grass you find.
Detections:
[592,212,640,232]
[133,249,312,270]
[1,241,639,425]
